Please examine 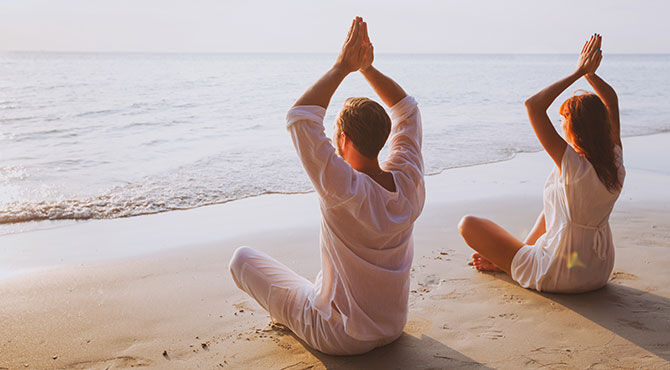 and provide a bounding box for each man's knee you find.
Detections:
[229,246,254,281]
